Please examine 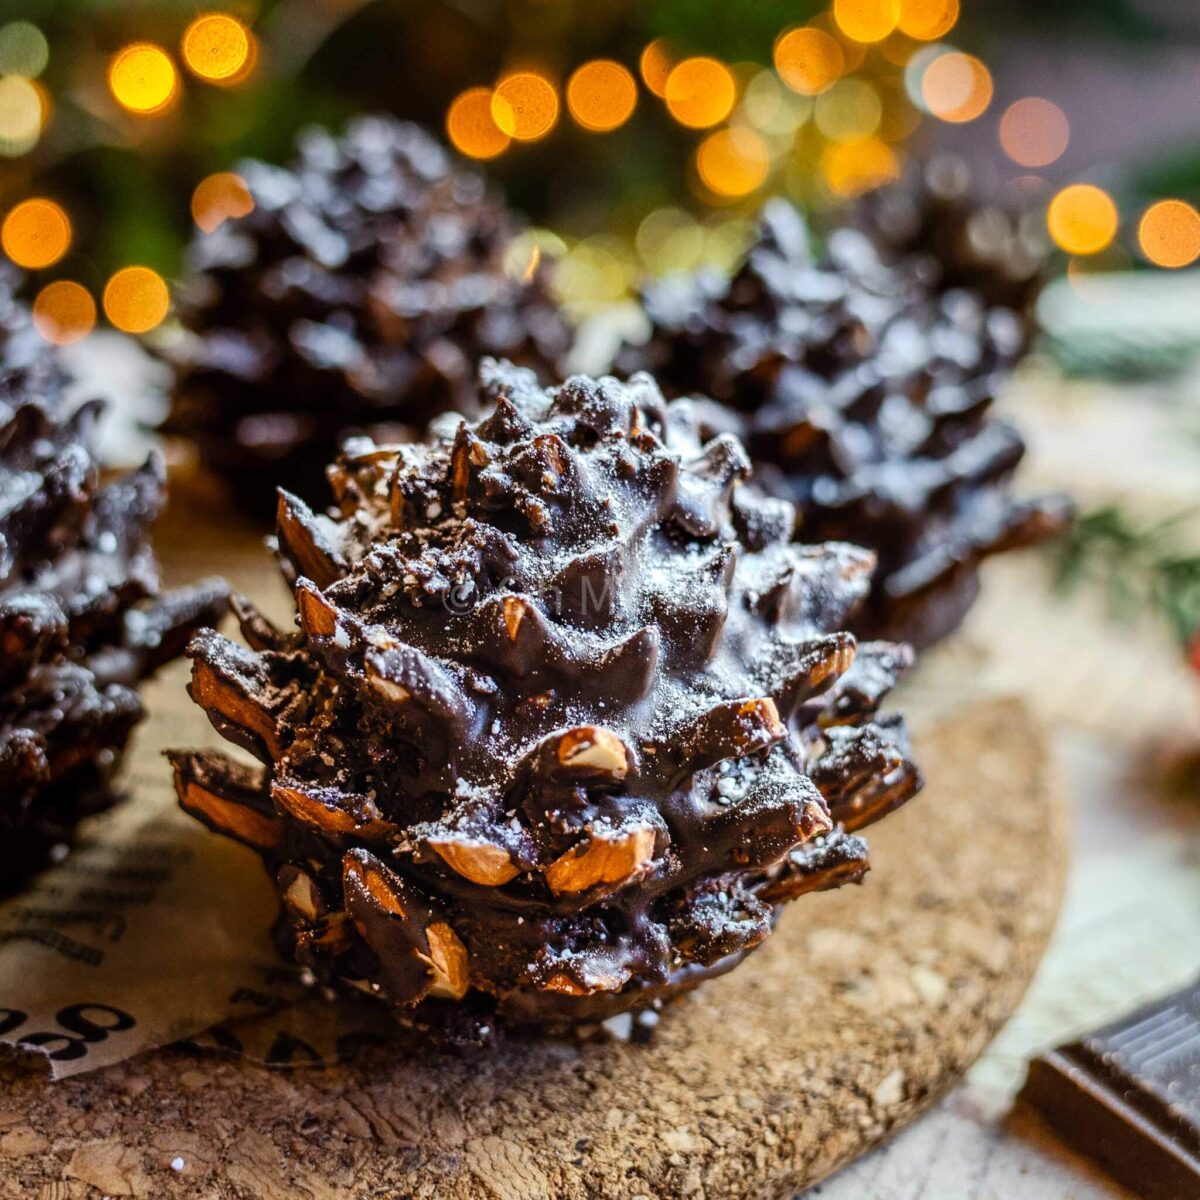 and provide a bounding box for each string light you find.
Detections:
[0,76,43,154]
[833,0,902,45]
[897,0,959,41]
[1047,184,1118,255]
[103,266,170,333]
[1,198,70,268]
[33,281,95,345]
[0,21,49,77]
[108,44,179,114]
[567,61,637,132]
[191,172,255,233]
[999,97,1069,167]
[774,27,844,97]
[182,14,253,85]
[920,51,992,123]
[665,57,736,129]
[639,40,675,99]
[821,136,899,196]
[492,73,559,142]
[447,87,510,159]
[1137,200,1200,269]
[696,128,770,199]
